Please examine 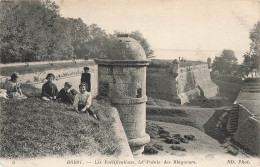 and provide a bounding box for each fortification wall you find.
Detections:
[147,64,218,104]
[146,68,179,102]
[178,64,218,99]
